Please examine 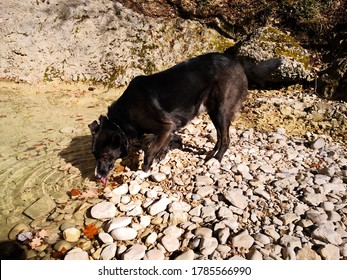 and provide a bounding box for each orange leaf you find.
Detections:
[83,224,99,239]
[52,247,67,259]
[115,165,125,173]
[70,189,81,197]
